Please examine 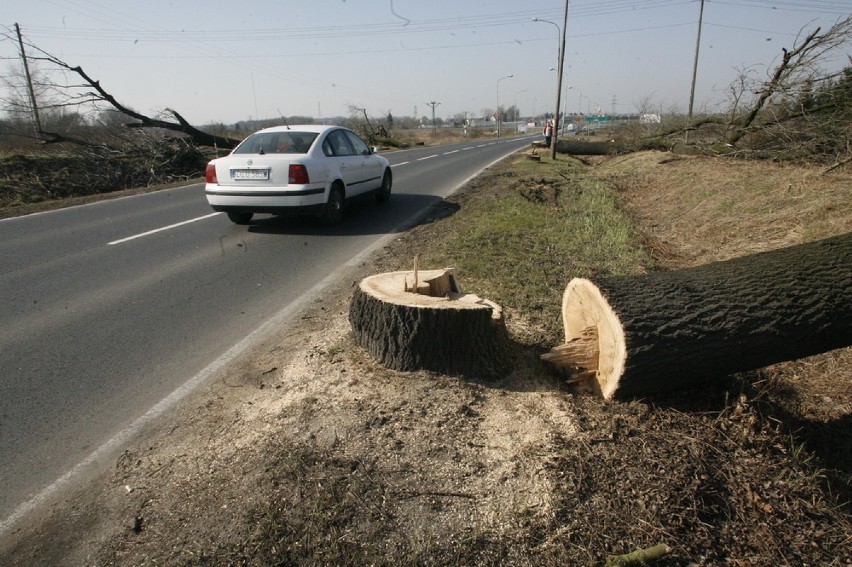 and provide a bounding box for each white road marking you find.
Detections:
[417,154,438,161]
[391,161,409,167]
[443,150,459,155]
[107,212,222,245]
